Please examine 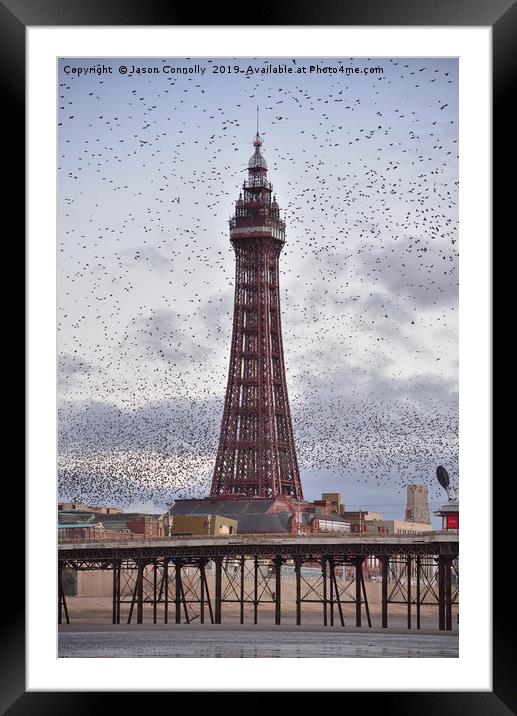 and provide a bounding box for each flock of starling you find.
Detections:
[58,57,459,510]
